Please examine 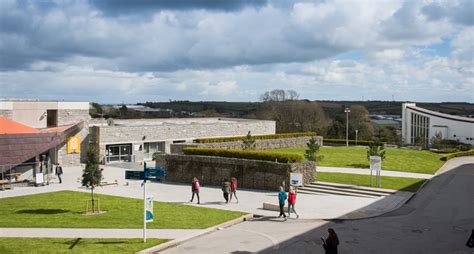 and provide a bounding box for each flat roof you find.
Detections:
[89,117,273,127]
